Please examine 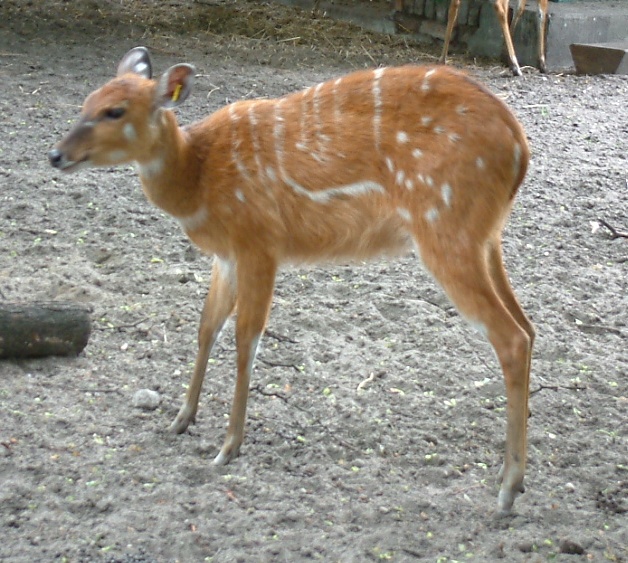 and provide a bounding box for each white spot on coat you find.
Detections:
[425,207,439,223]
[476,157,485,170]
[396,207,412,222]
[396,131,409,144]
[266,166,277,183]
[412,148,423,159]
[441,183,452,207]
[235,189,246,203]
[421,116,433,126]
